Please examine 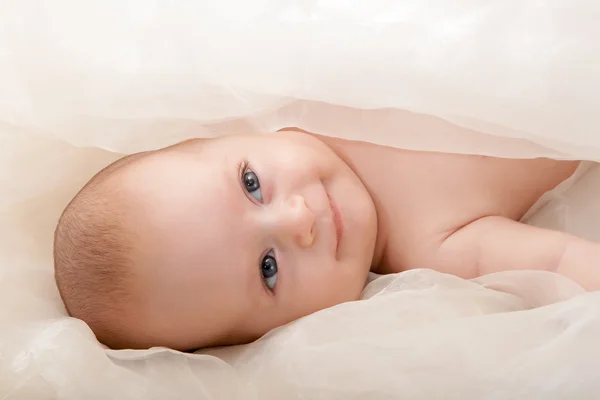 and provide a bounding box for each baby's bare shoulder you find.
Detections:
[339,141,579,272]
